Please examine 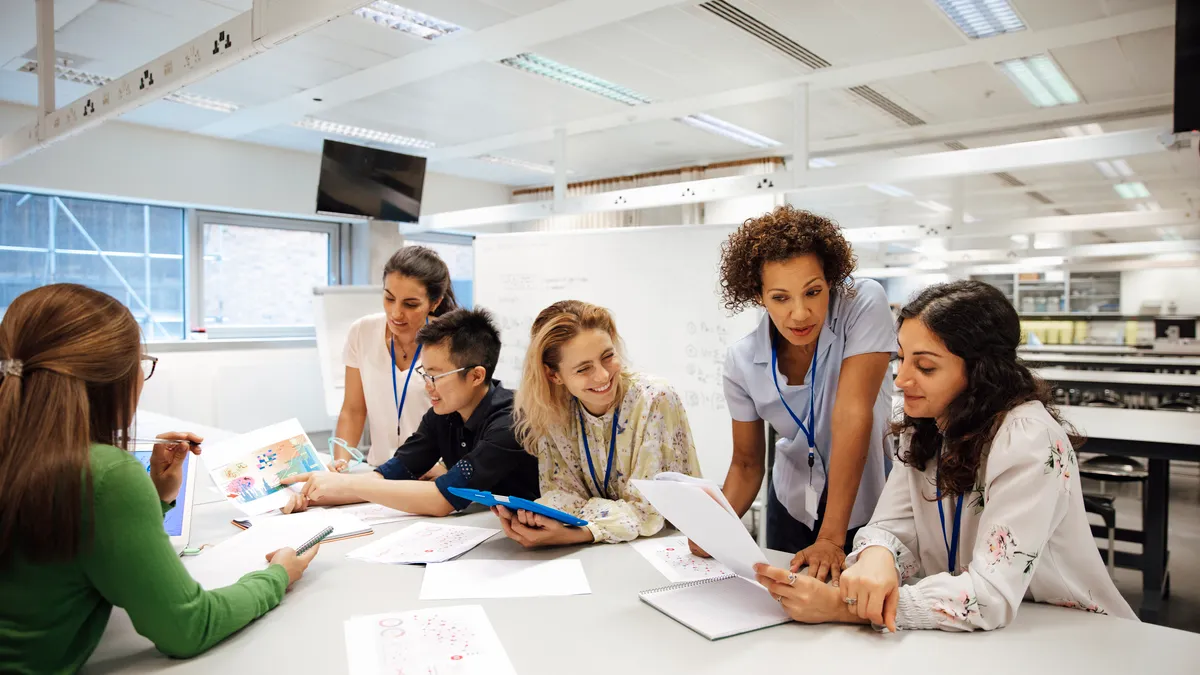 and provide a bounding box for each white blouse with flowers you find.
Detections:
[529,371,701,544]
[845,401,1137,631]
